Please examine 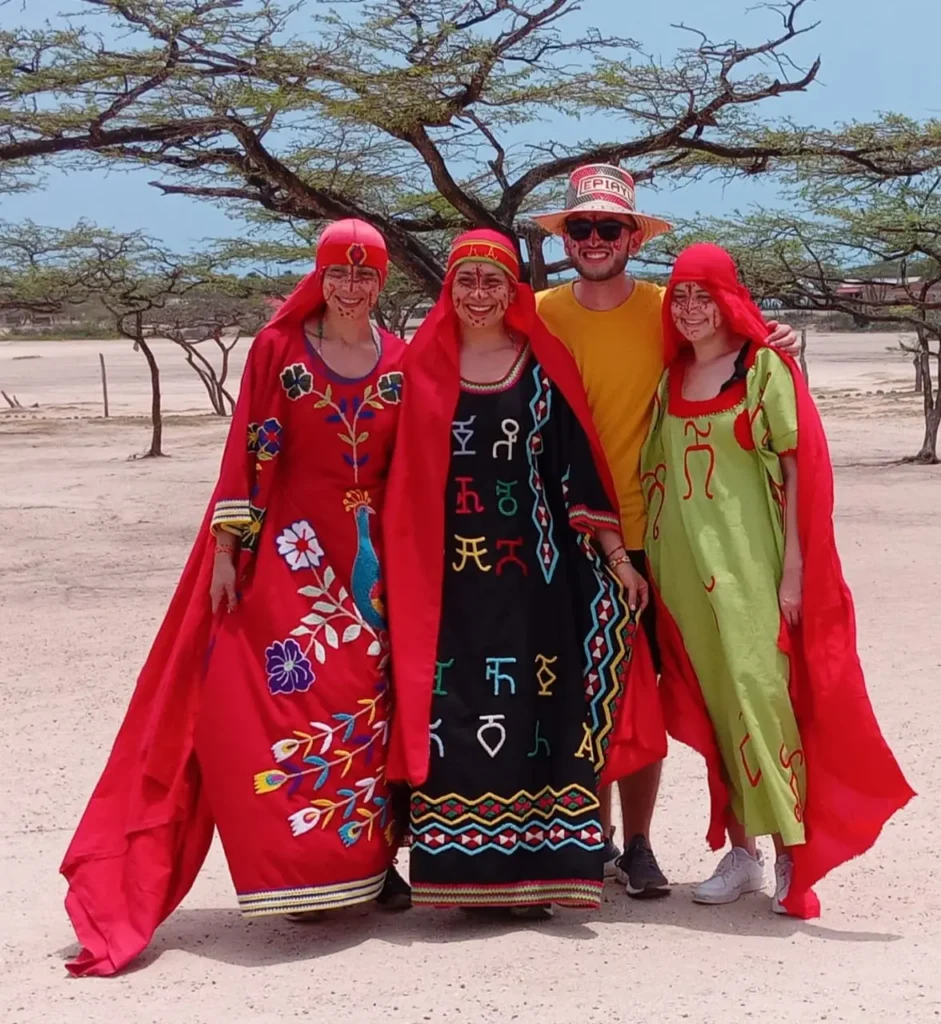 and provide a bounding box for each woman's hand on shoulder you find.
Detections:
[765,320,801,357]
